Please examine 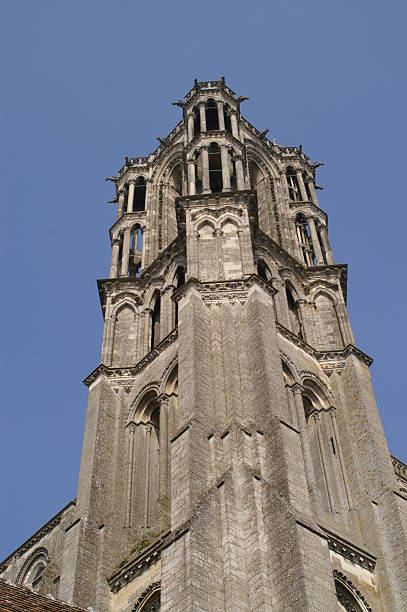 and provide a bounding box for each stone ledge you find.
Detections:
[323,528,376,572]
[83,329,178,388]
[276,322,373,372]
